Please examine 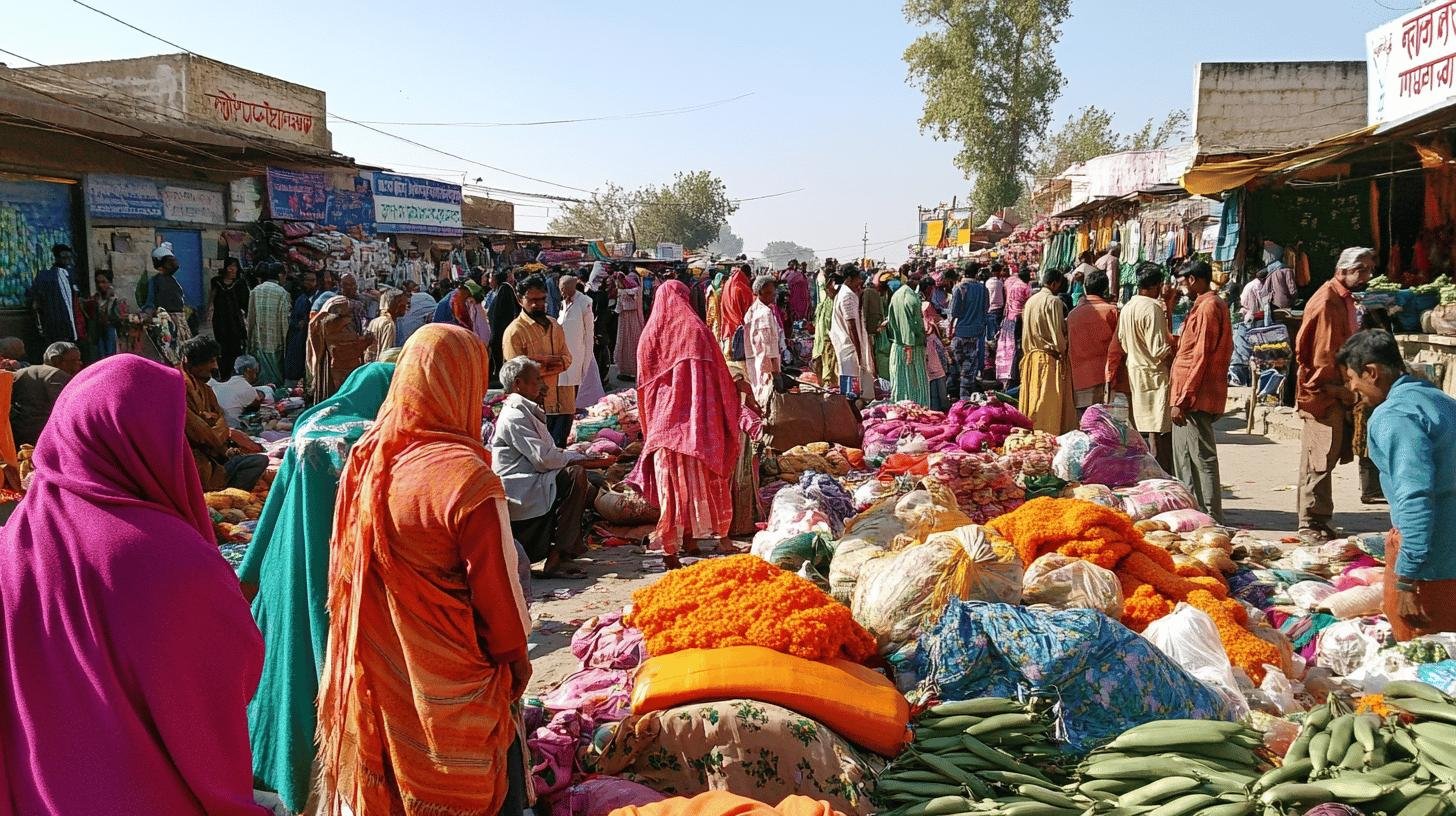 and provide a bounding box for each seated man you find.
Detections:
[179,336,269,491]
[12,341,82,446]
[490,355,612,579]
[208,354,270,429]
